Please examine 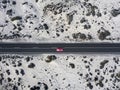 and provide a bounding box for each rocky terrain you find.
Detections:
[0,54,120,90]
[0,0,120,90]
[0,0,120,43]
